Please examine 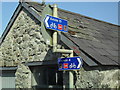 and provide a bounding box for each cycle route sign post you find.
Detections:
[44,15,68,32]
[43,5,82,89]
[44,15,83,71]
[58,57,83,71]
